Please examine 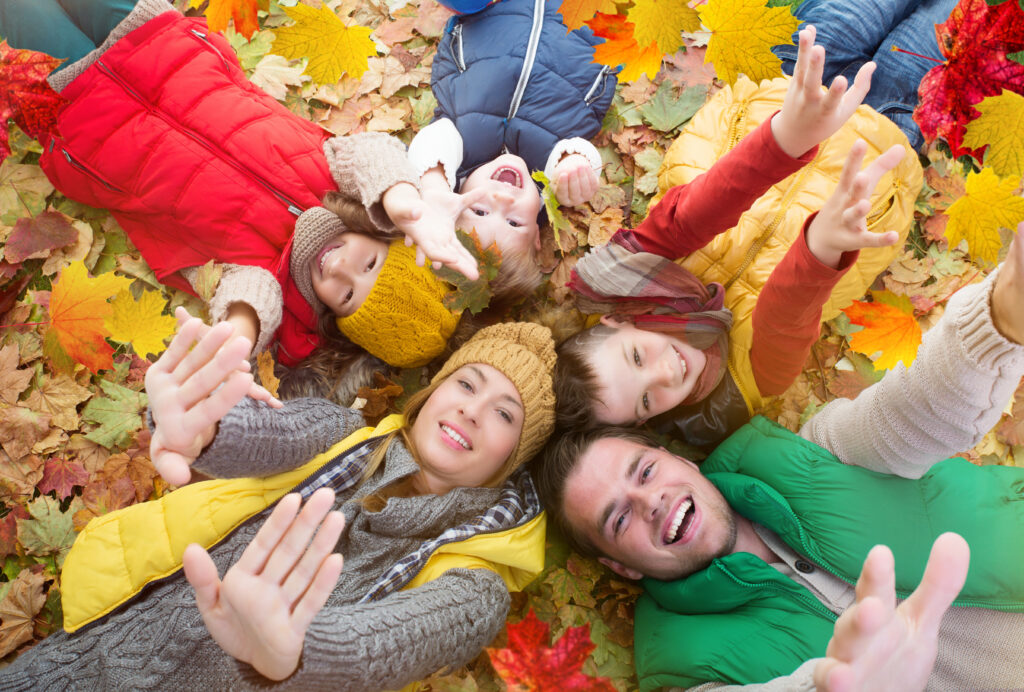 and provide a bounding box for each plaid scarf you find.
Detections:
[293,436,541,603]
[569,234,733,405]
